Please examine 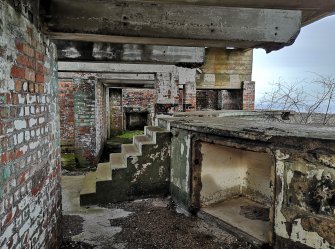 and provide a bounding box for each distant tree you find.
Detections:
[257,75,335,125]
